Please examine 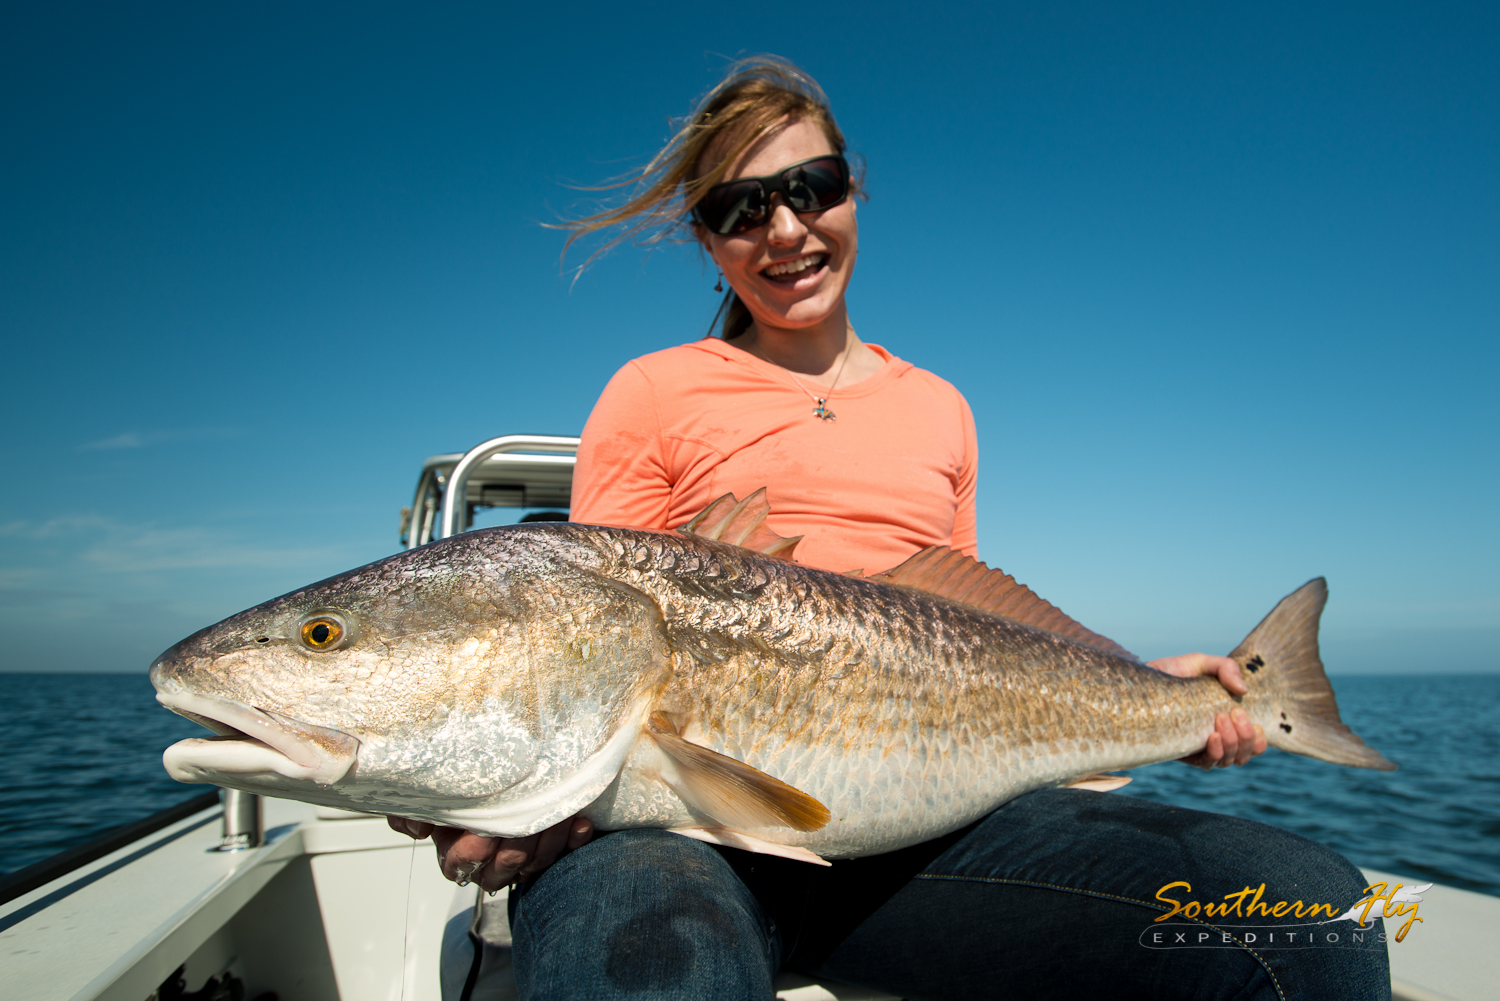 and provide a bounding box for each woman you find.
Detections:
[394,57,1388,1000]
